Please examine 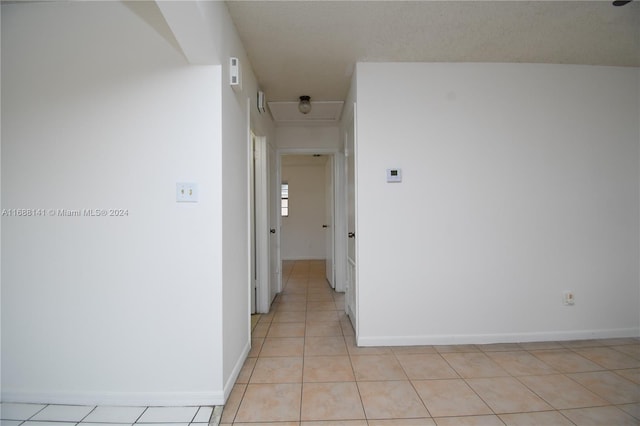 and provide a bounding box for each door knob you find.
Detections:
[348,232,355,238]
[270,228,276,234]
[322,224,328,228]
